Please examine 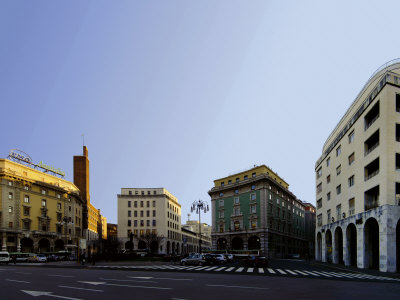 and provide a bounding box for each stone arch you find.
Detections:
[364,217,380,270]
[217,238,227,250]
[150,241,158,254]
[138,240,146,250]
[248,236,261,250]
[167,241,171,254]
[325,230,332,263]
[346,223,357,266]
[396,218,400,272]
[334,227,344,264]
[232,237,243,250]
[172,242,175,254]
[54,239,64,252]
[125,241,133,251]
[176,242,180,255]
[20,237,34,253]
[316,232,322,261]
[38,238,50,253]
